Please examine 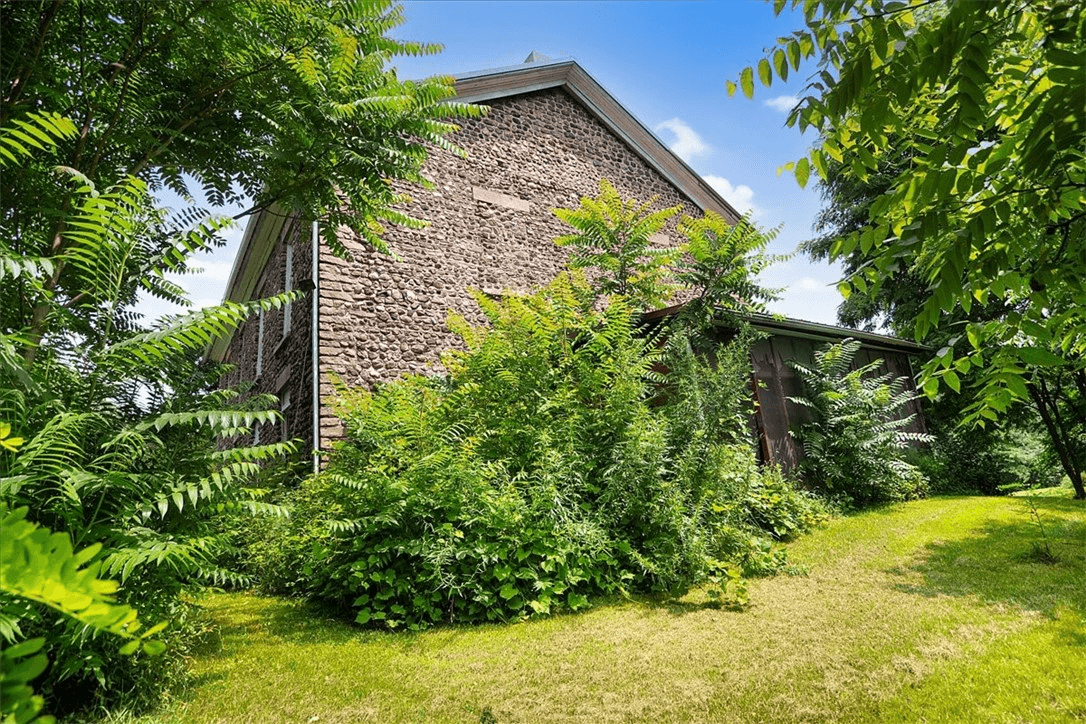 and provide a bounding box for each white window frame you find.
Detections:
[280,389,291,442]
[282,244,293,337]
[255,309,264,378]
